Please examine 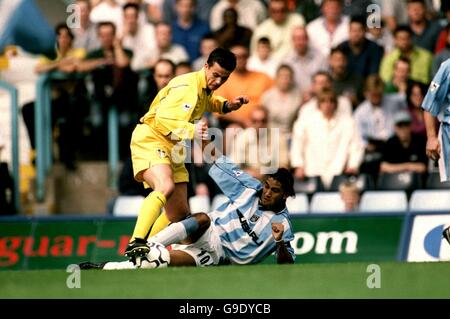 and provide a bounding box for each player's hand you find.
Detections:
[227,96,249,111]
[271,222,284,242]
[194,120,209,140]
[426,136,441,161]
